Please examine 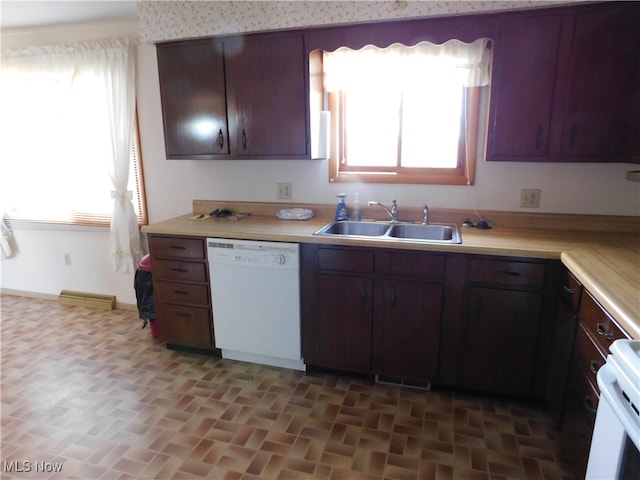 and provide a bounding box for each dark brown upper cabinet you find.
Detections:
[559,4,640,160]
[487,13,562,160]
[488,2,640,163]
[157,39,228,158]
[157,33,310,160]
